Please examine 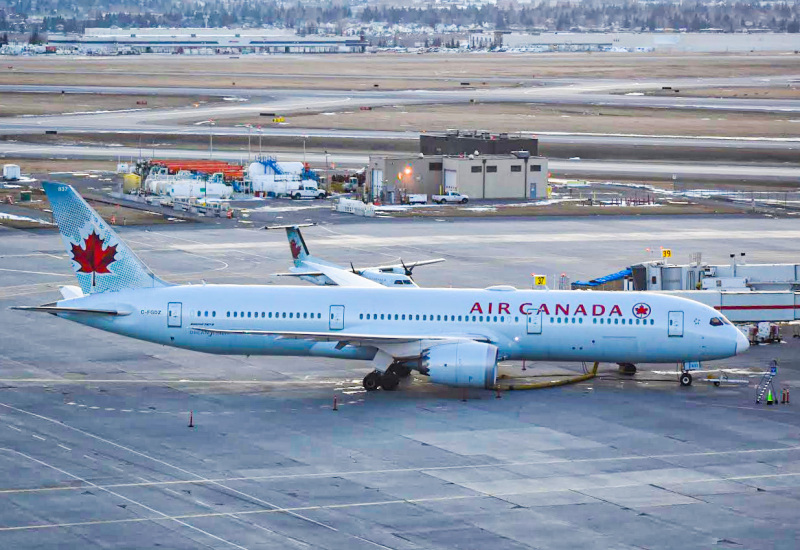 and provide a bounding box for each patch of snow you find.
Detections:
[0,212,54,225]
